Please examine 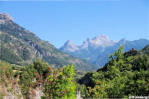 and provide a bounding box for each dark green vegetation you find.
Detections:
[0,45,149,98]
[0,60,76,99]
[79,45,149,98]
[0,13,95,71]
